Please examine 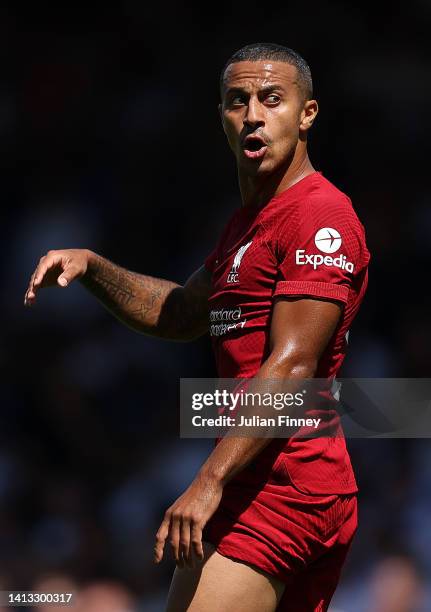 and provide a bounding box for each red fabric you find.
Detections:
[203,467,358,611]
[202,172,368,604]
[204,171,370,494]
[274,280,349,303]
